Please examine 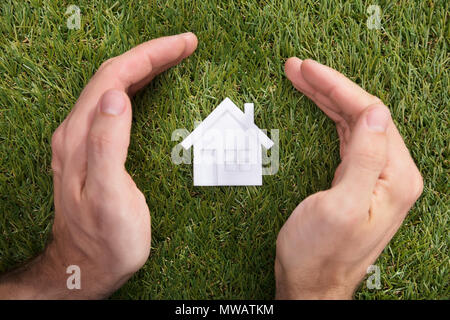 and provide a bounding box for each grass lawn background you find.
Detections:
[0,0,448,299]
